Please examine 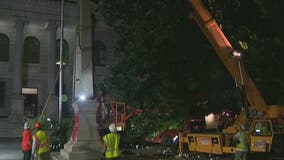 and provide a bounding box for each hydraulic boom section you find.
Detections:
[188,0,267,132]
